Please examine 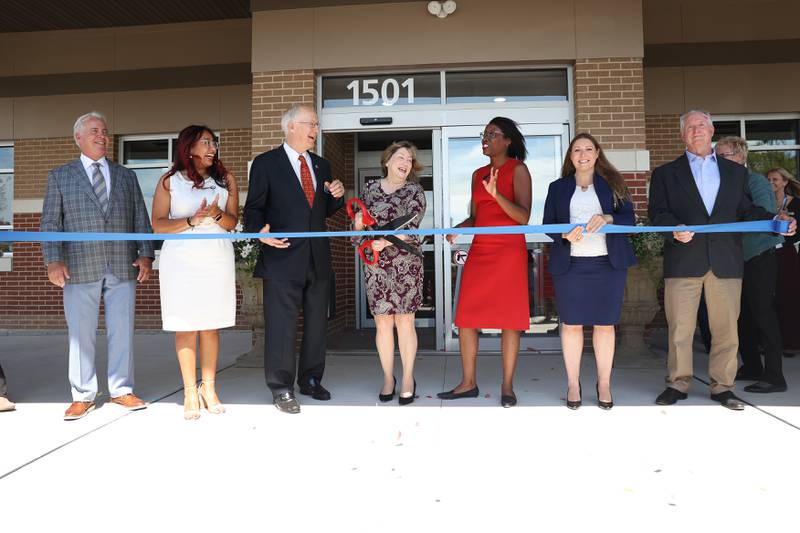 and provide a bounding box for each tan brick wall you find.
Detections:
[252,70,315,157]
[575,57,648,214]
[323,132,356,333]
[645,114,683,170]
[574,58,645,150]
[218,128,251,194]
[14,136,116,199]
